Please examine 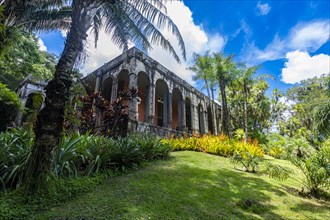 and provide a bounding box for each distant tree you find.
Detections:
[213,52,236,137]
[188,52,217,134]
[0,32,56,90]
[283,74,330,143]
[234,65,272,141]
